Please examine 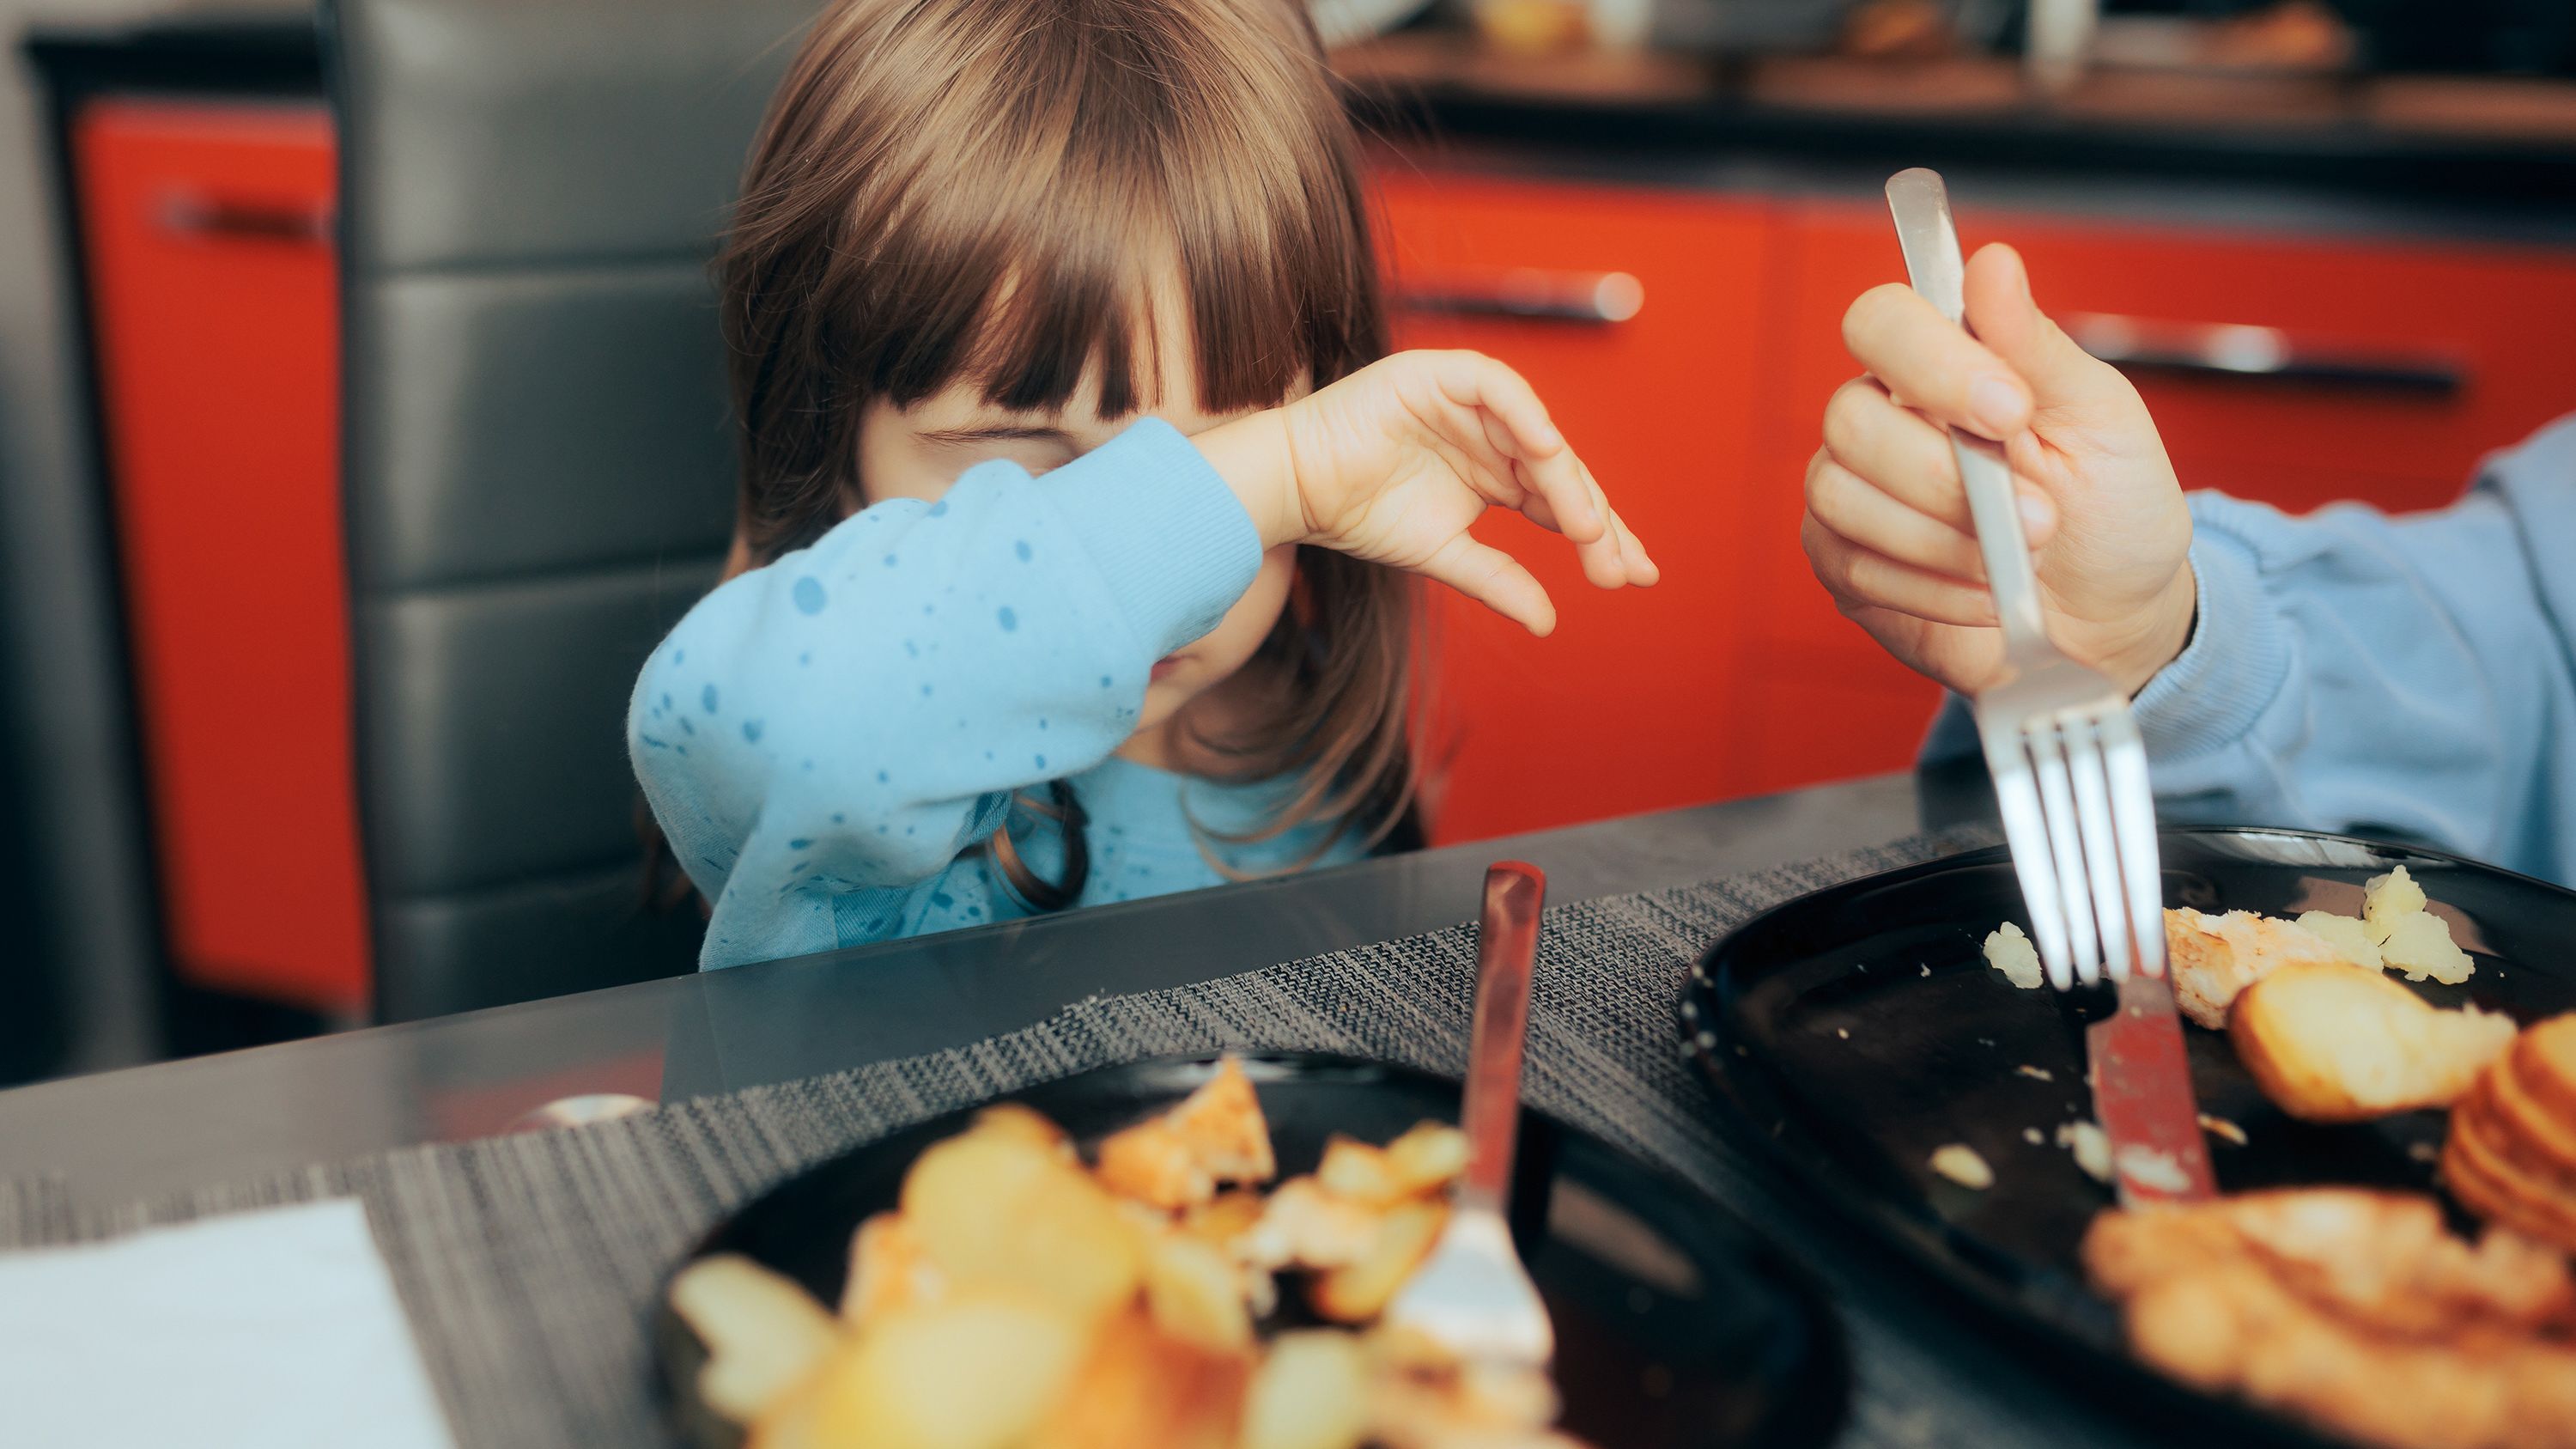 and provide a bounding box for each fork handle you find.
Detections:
[1461,862,1546,1215]
[1885,169,2050,659]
